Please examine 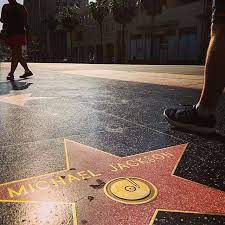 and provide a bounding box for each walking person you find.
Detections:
[164,0,225,134]
[0,0,33,81]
